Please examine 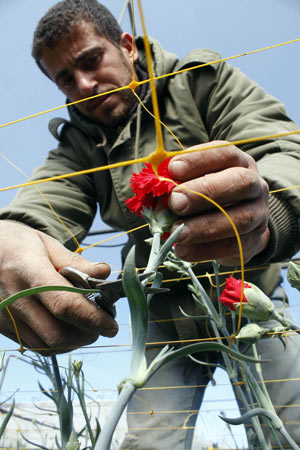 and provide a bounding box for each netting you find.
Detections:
[1,0,300,448]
